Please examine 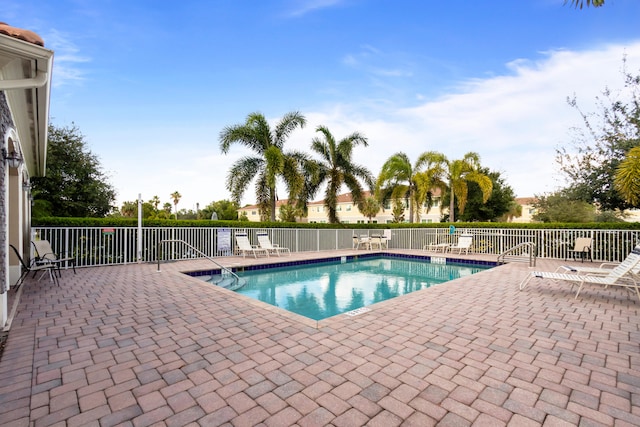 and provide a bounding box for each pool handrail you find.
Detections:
[157,239,243,287]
